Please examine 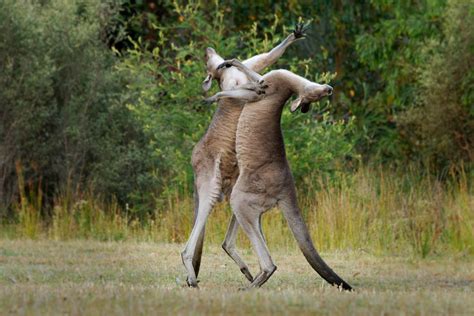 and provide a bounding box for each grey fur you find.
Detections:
[207,60,352,291]
[181,29,305,288]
